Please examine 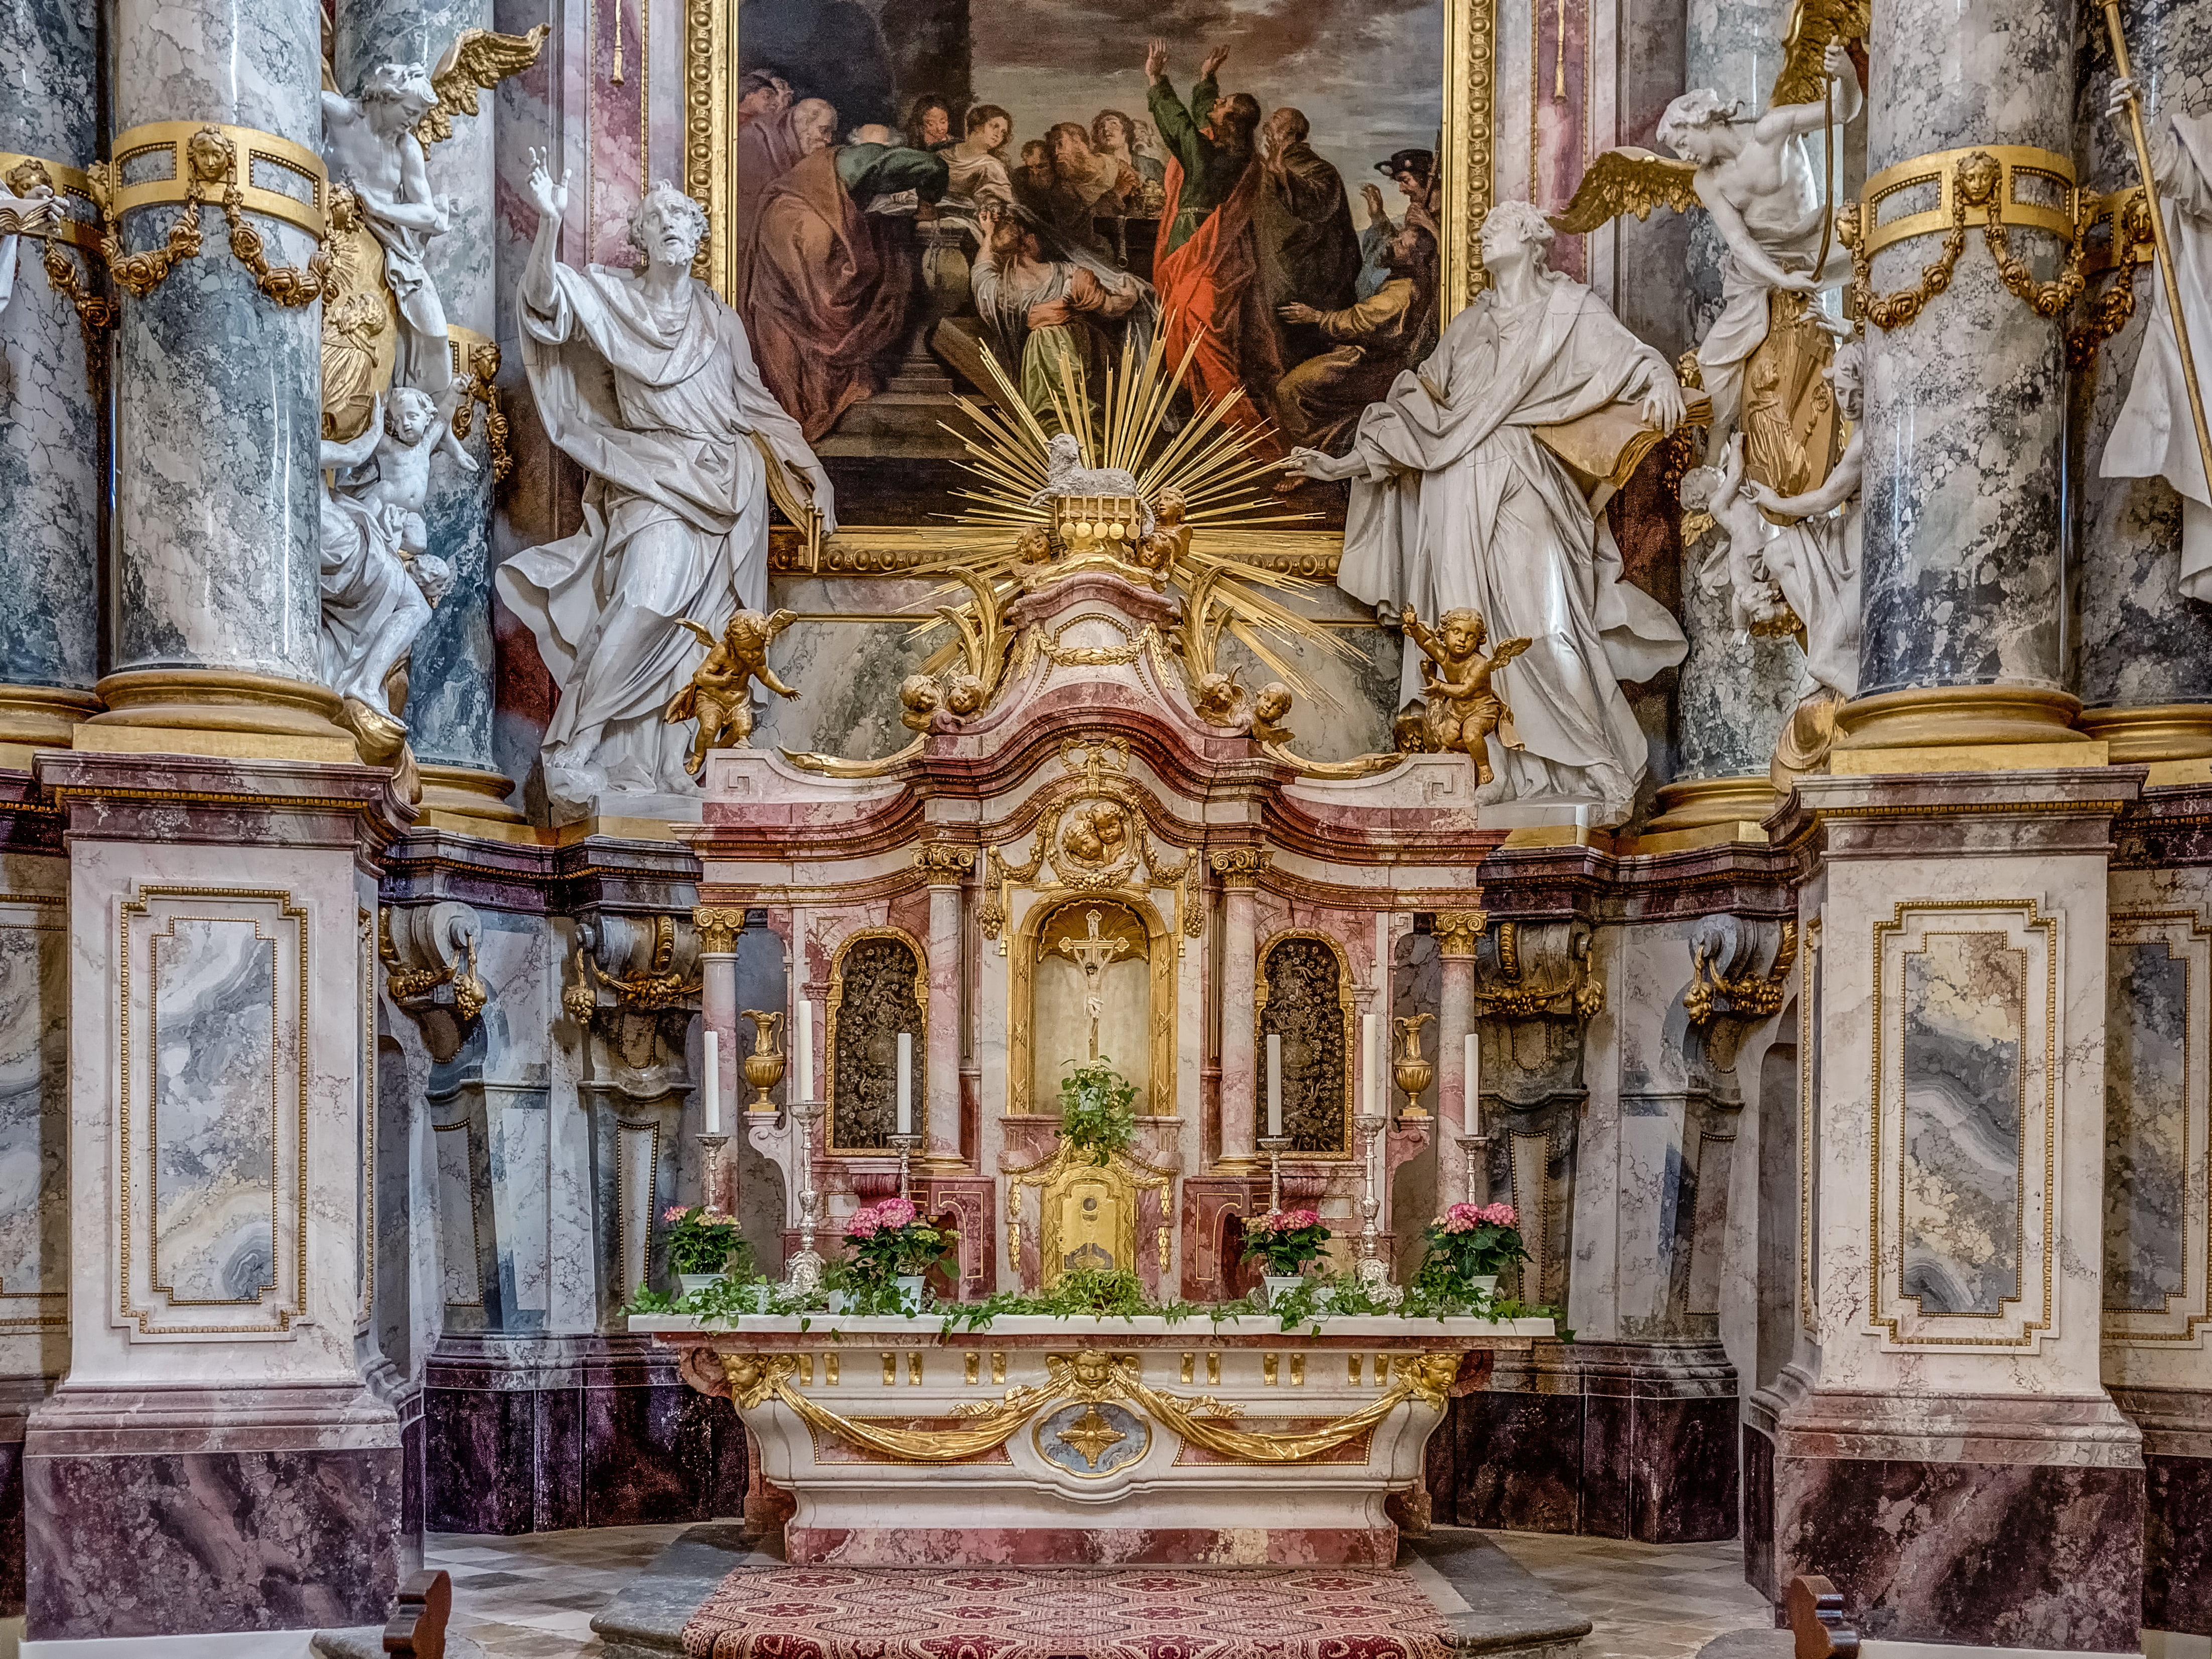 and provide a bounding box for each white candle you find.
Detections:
[1464,1032,1481,1138]
[796,998,814,1102]
[1266,1033,1283,1138]
[704,1028,721,1135]
[1361,1012,1379,1117]
[896,1031,913,1134]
